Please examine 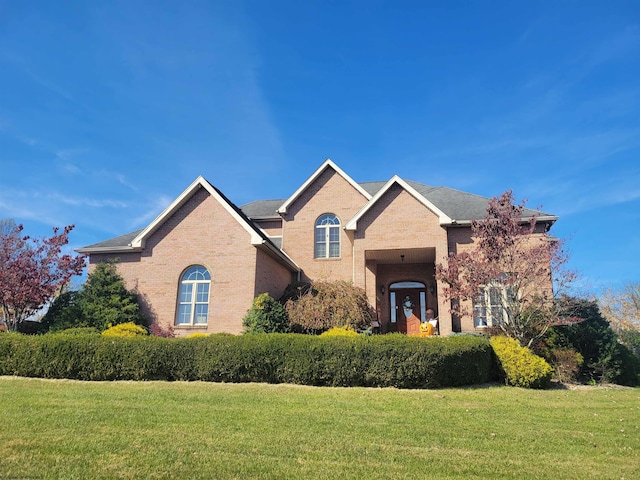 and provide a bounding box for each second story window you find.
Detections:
[315,214,340,258]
